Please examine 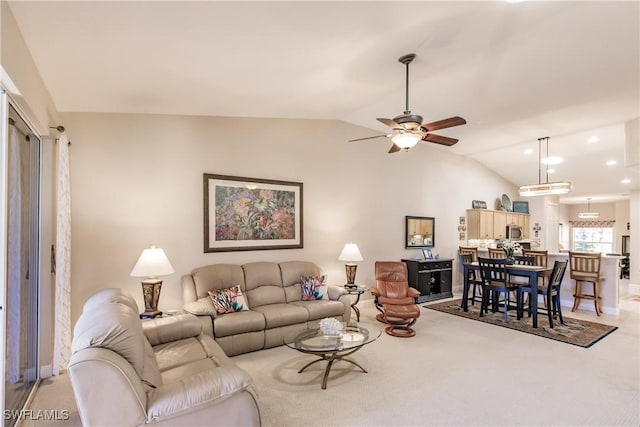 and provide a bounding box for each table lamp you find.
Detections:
[130,245,175,317]
[338,243,363,288]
